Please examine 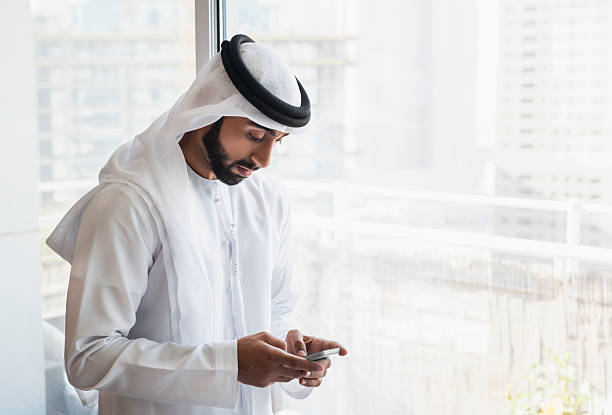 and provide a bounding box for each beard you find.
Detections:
[201,117,258,186]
